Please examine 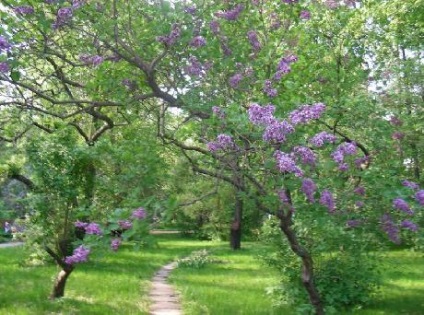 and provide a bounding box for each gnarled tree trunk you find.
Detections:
[230,187,243,250]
